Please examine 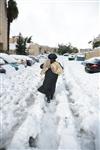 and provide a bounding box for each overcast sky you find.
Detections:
[10,0,100,48]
